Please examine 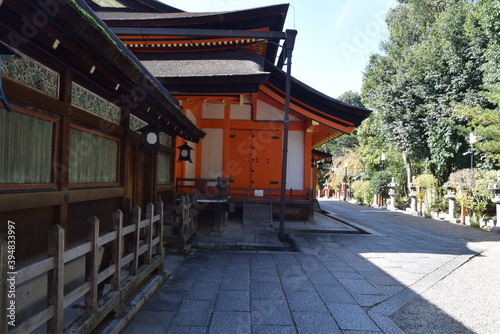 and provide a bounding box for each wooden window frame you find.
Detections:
[0,104,59,191]
[68,123,121,188]
[156,152,173,185]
